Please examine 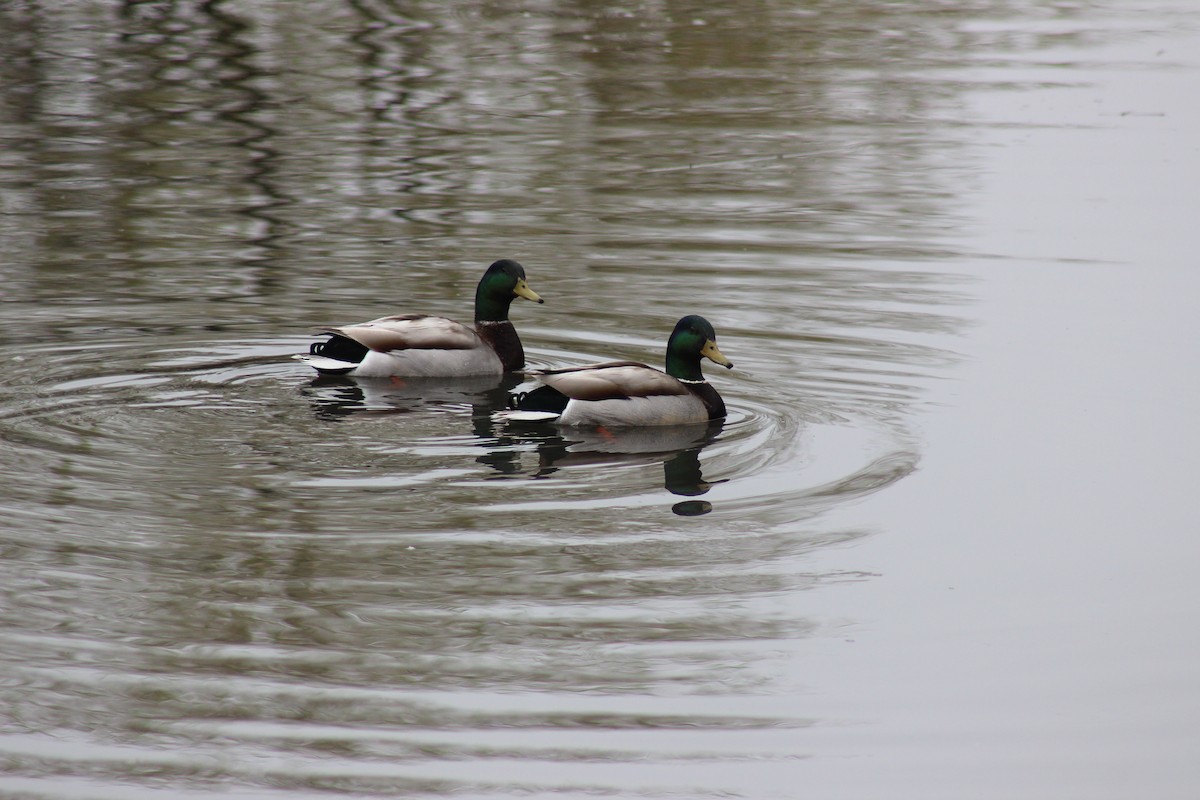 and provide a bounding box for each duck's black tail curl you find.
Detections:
[509,385,570,413]
[310,334,369,364]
